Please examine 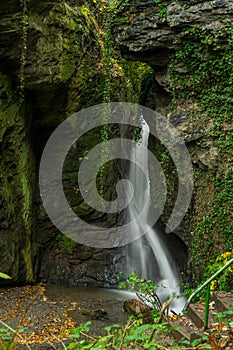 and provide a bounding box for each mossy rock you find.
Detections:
[0,72,35,283]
